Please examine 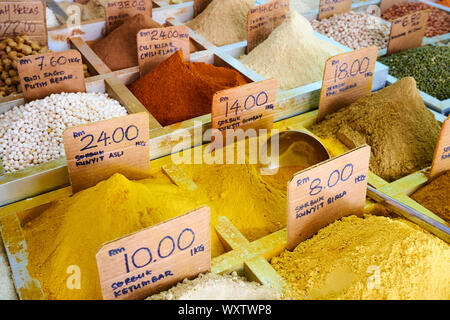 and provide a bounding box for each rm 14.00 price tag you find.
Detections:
[63,112,150,193]
[96,206,211,300]
[318,46,377,121]
[287,145,370,250]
